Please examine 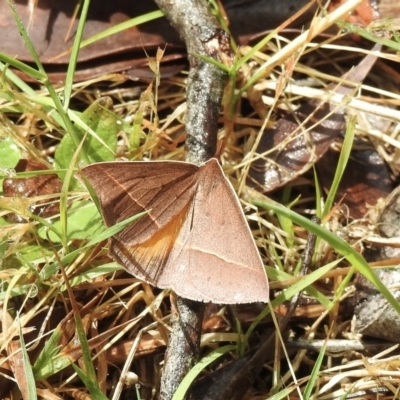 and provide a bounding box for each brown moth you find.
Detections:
[79,158,268,304]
